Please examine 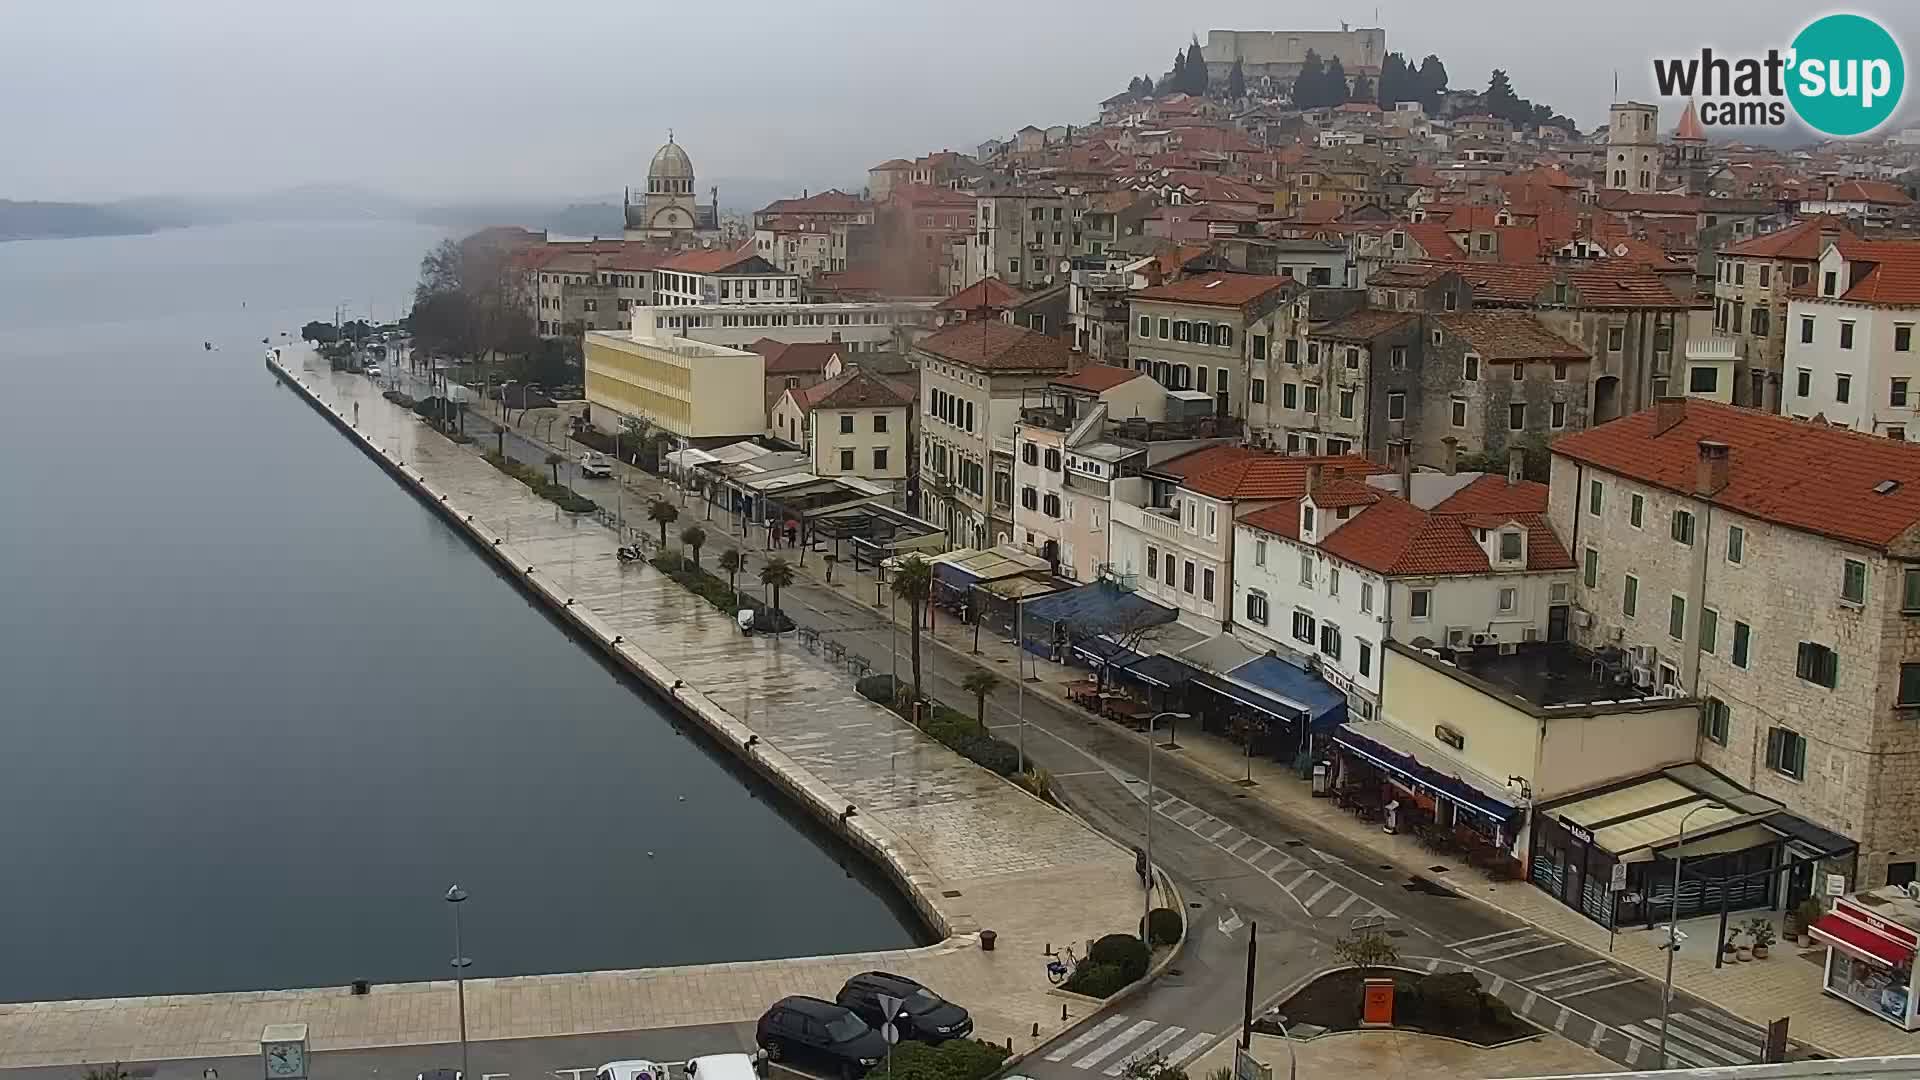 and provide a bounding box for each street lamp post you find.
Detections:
[1659,802,1724,1069]
[445,885,472,1080]
[1141,710,1191,945]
